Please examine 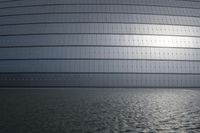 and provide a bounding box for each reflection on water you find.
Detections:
[0,88,200,133]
